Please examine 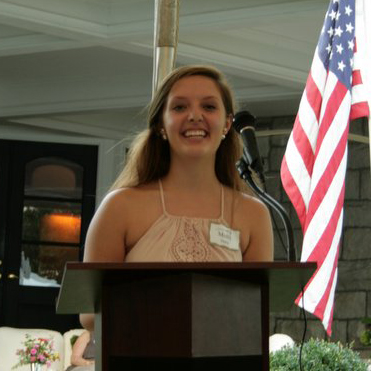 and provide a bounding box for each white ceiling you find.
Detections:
[0,0,329,140]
